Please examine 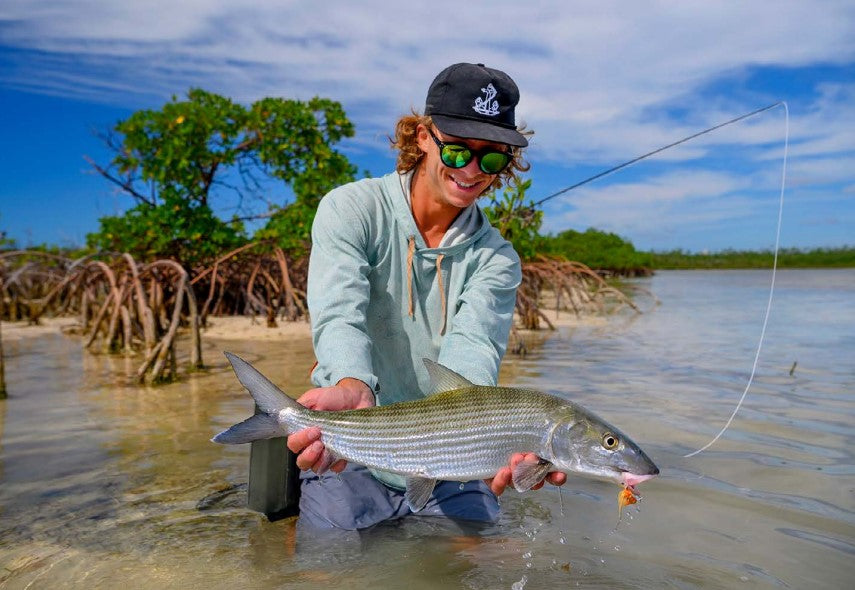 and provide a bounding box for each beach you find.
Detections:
[1,316,80,342]
[1,307,605,344]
